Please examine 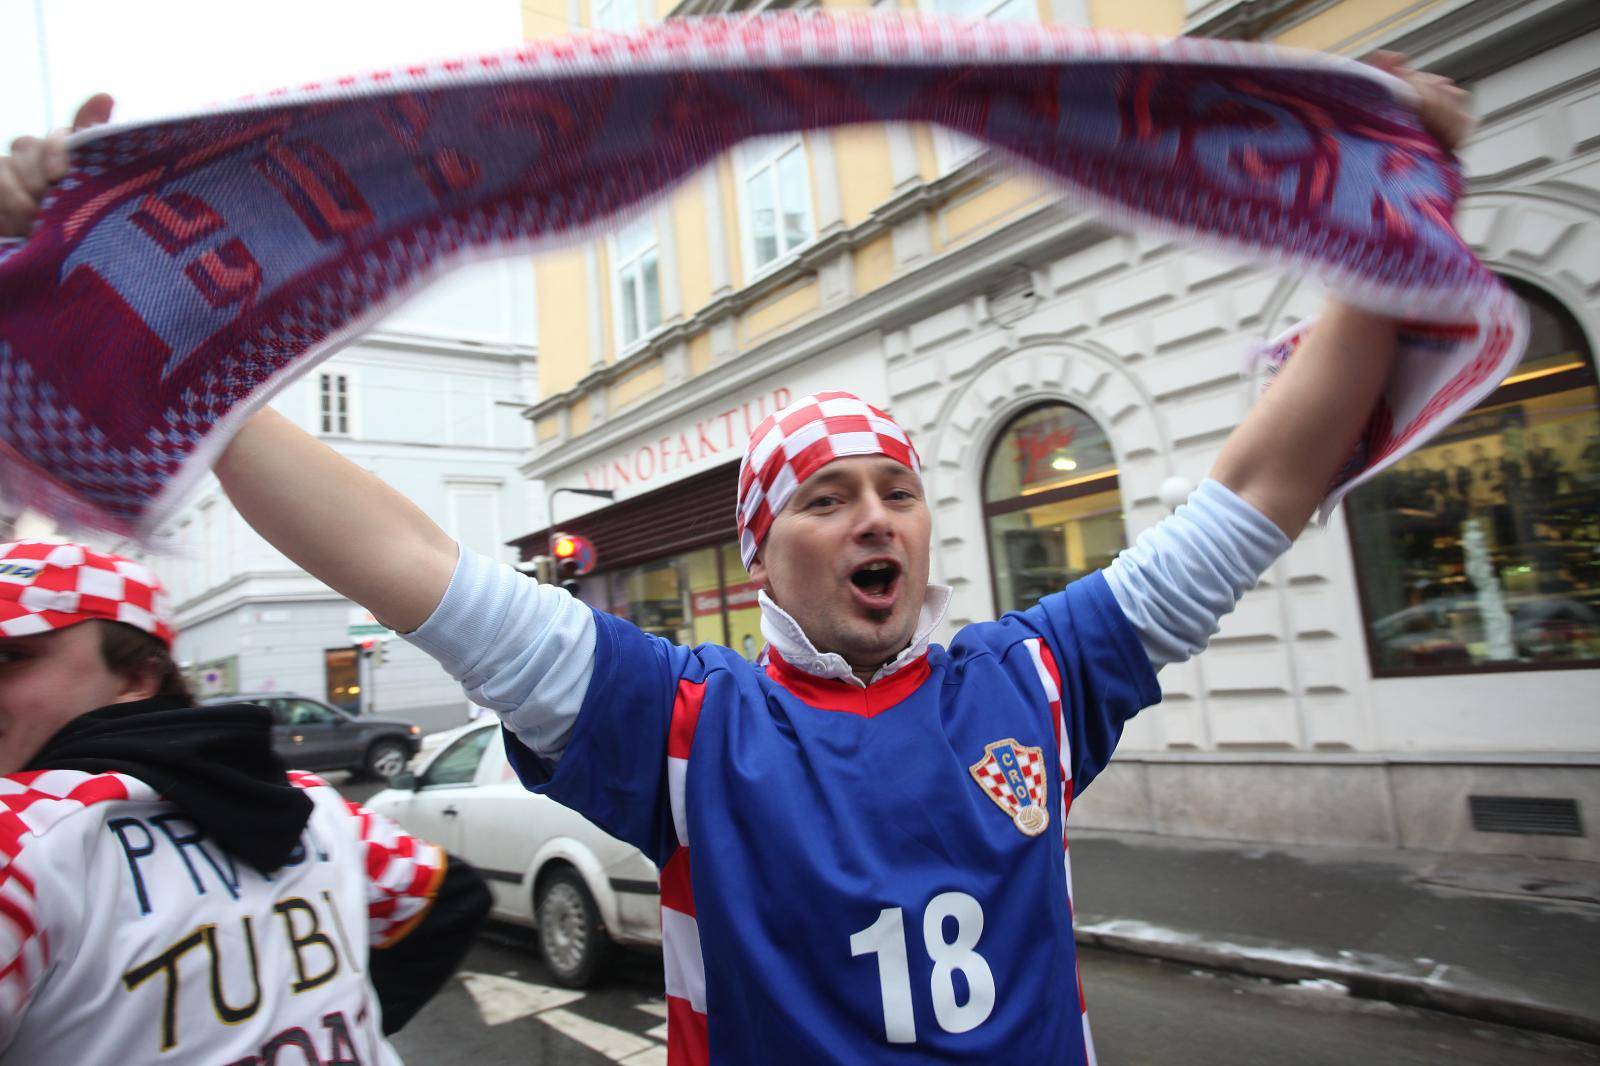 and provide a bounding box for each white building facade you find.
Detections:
[518,0,1600,859]
[158,260,538,734]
